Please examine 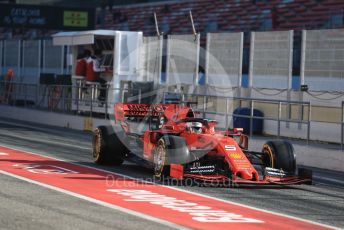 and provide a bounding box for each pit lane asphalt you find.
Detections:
[0,118,343,229]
